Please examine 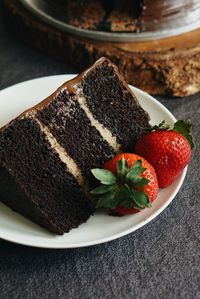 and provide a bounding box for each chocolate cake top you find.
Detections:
[0,57,148,132]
